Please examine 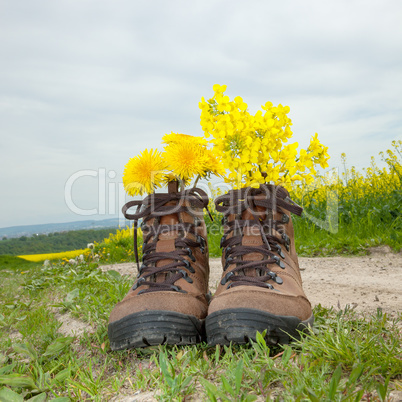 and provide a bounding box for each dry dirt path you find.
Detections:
[101,247,402,317]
